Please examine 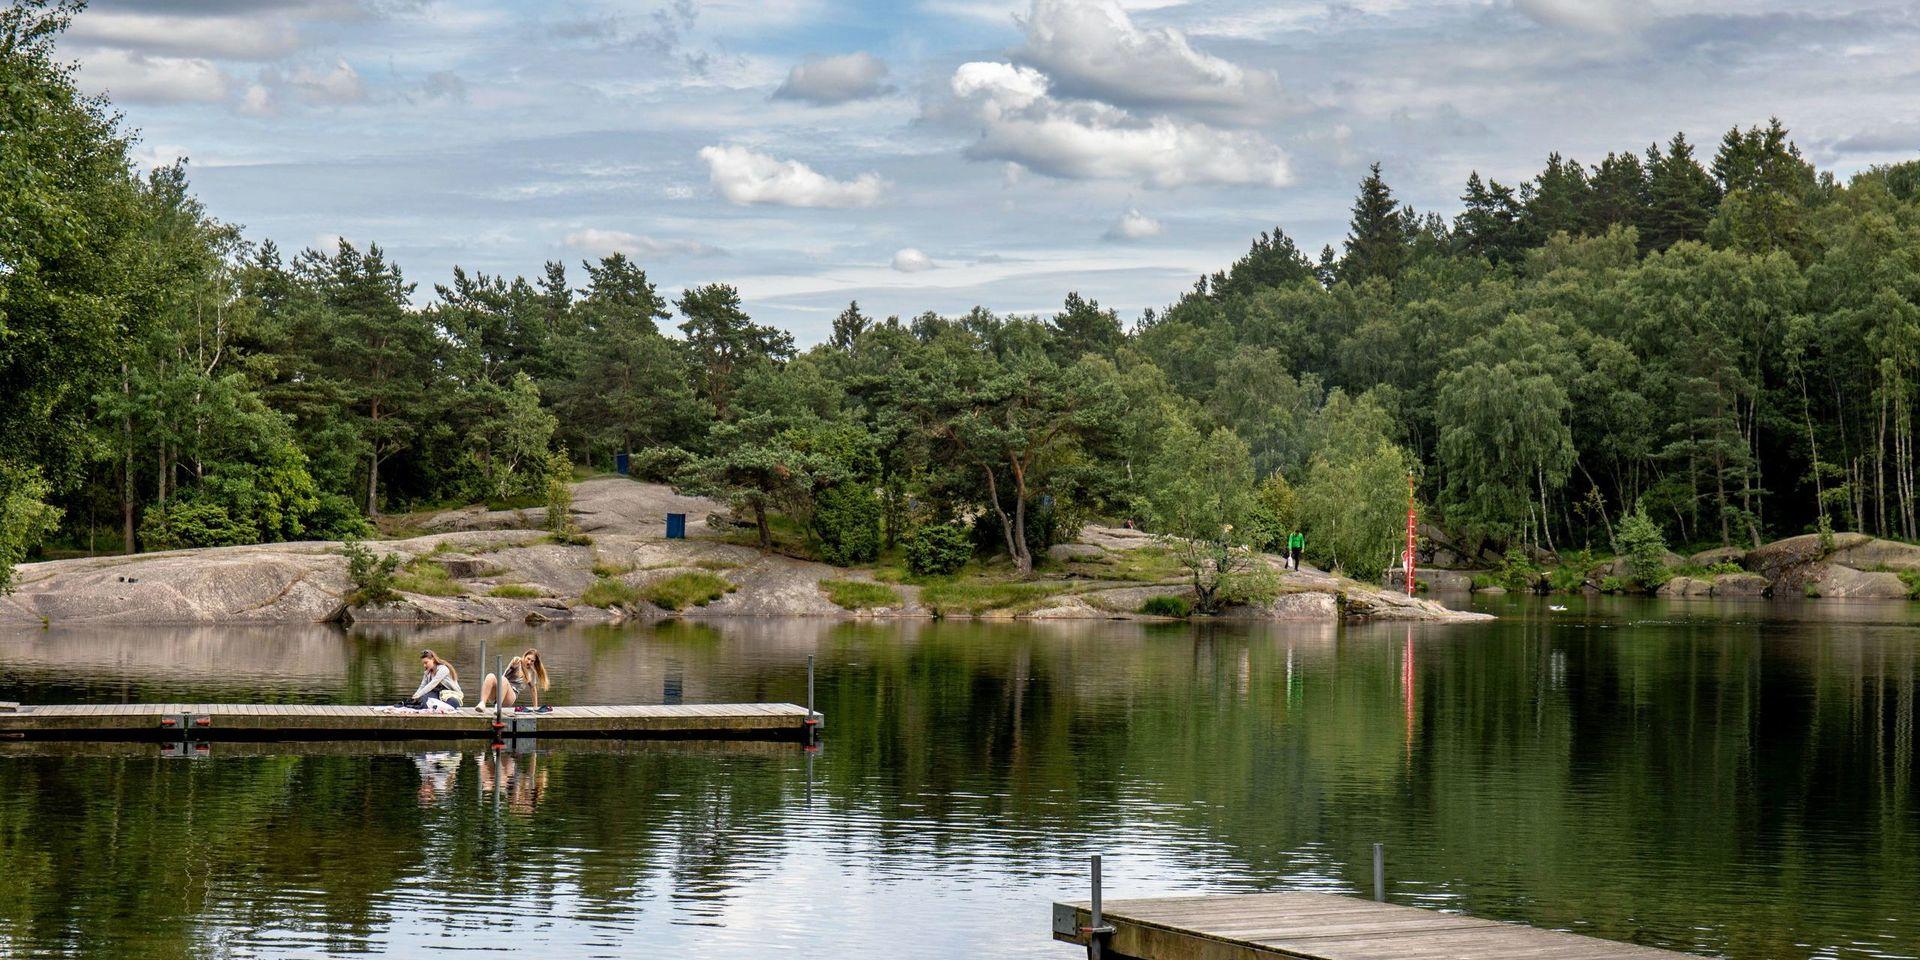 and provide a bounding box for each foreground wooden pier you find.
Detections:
[0,702,821,742]
[1053,891,1698,960]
